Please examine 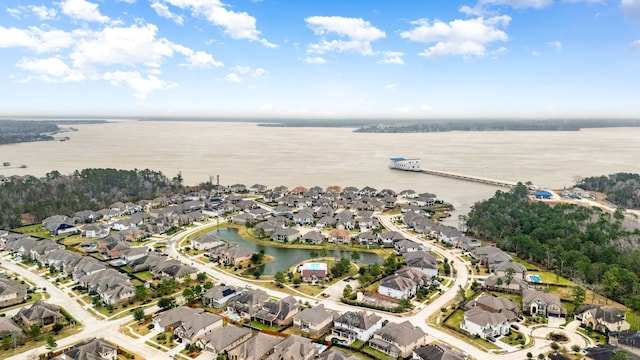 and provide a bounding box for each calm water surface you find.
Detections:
[210,227,383,275]
[1,121,639,222]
